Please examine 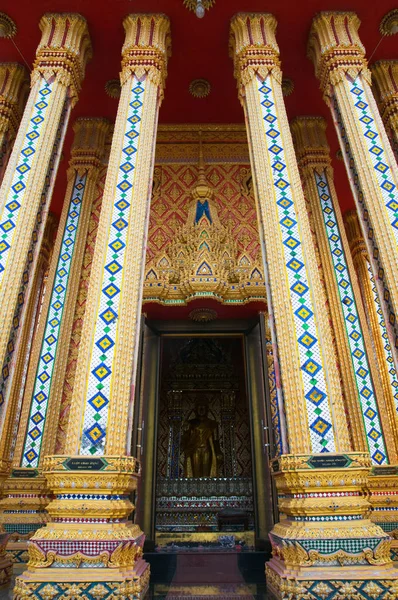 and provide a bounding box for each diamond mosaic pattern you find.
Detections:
[366,261,398,416]
[349,79,398,248]
[315,171,387,464]
[332,83,398,353]
[0,81,52,290]
[79,79,145,455]
[257,77,335,453]
[0,96,69,423]
[22,173,87,467]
